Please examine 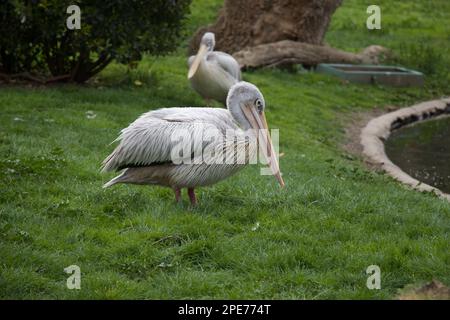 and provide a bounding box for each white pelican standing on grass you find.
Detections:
[102,82,284,205]
[188,32,241,105]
